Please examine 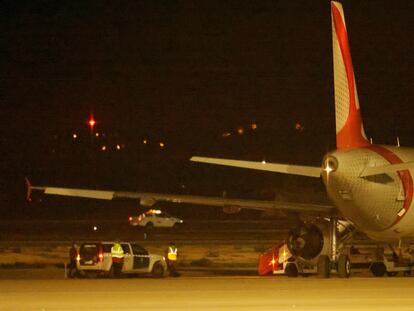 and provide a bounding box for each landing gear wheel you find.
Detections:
[370,262,386,277]
[285,263,298,278]
[317,255,331,278]
[337,254,351,278]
